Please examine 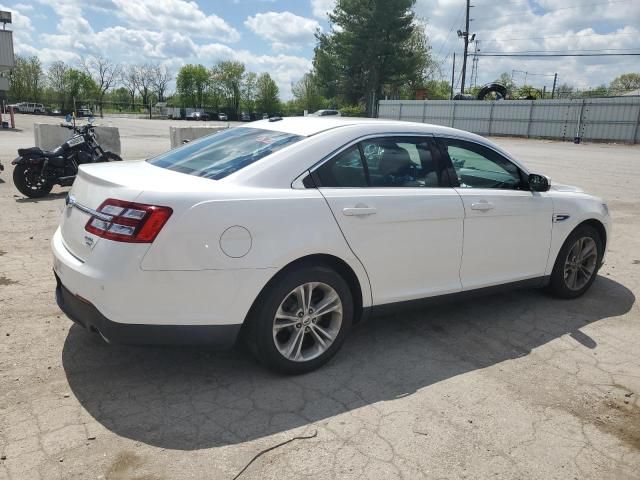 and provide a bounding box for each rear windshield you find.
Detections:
[148,127,303,180]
